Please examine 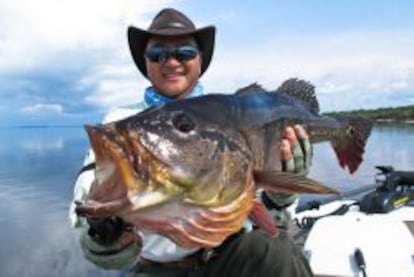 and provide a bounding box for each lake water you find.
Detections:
[0,123,413,276]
